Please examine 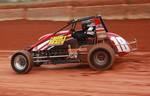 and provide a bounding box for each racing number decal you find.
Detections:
[49,35,66,45]
[111,37,130,52]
